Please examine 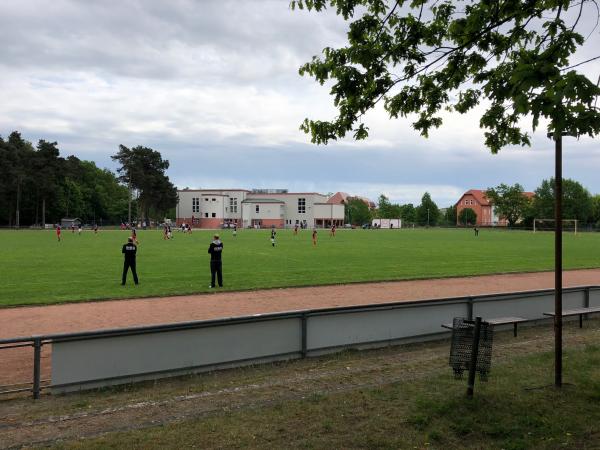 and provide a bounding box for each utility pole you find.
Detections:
[128,177,132,226]
[552,131,563,388]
